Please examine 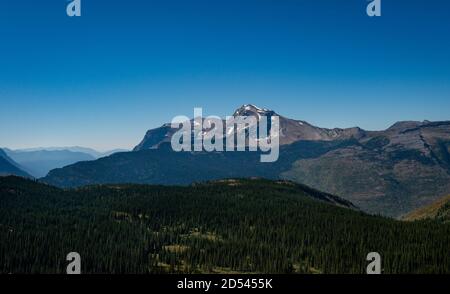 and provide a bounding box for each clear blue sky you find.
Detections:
[1,0,449,150]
